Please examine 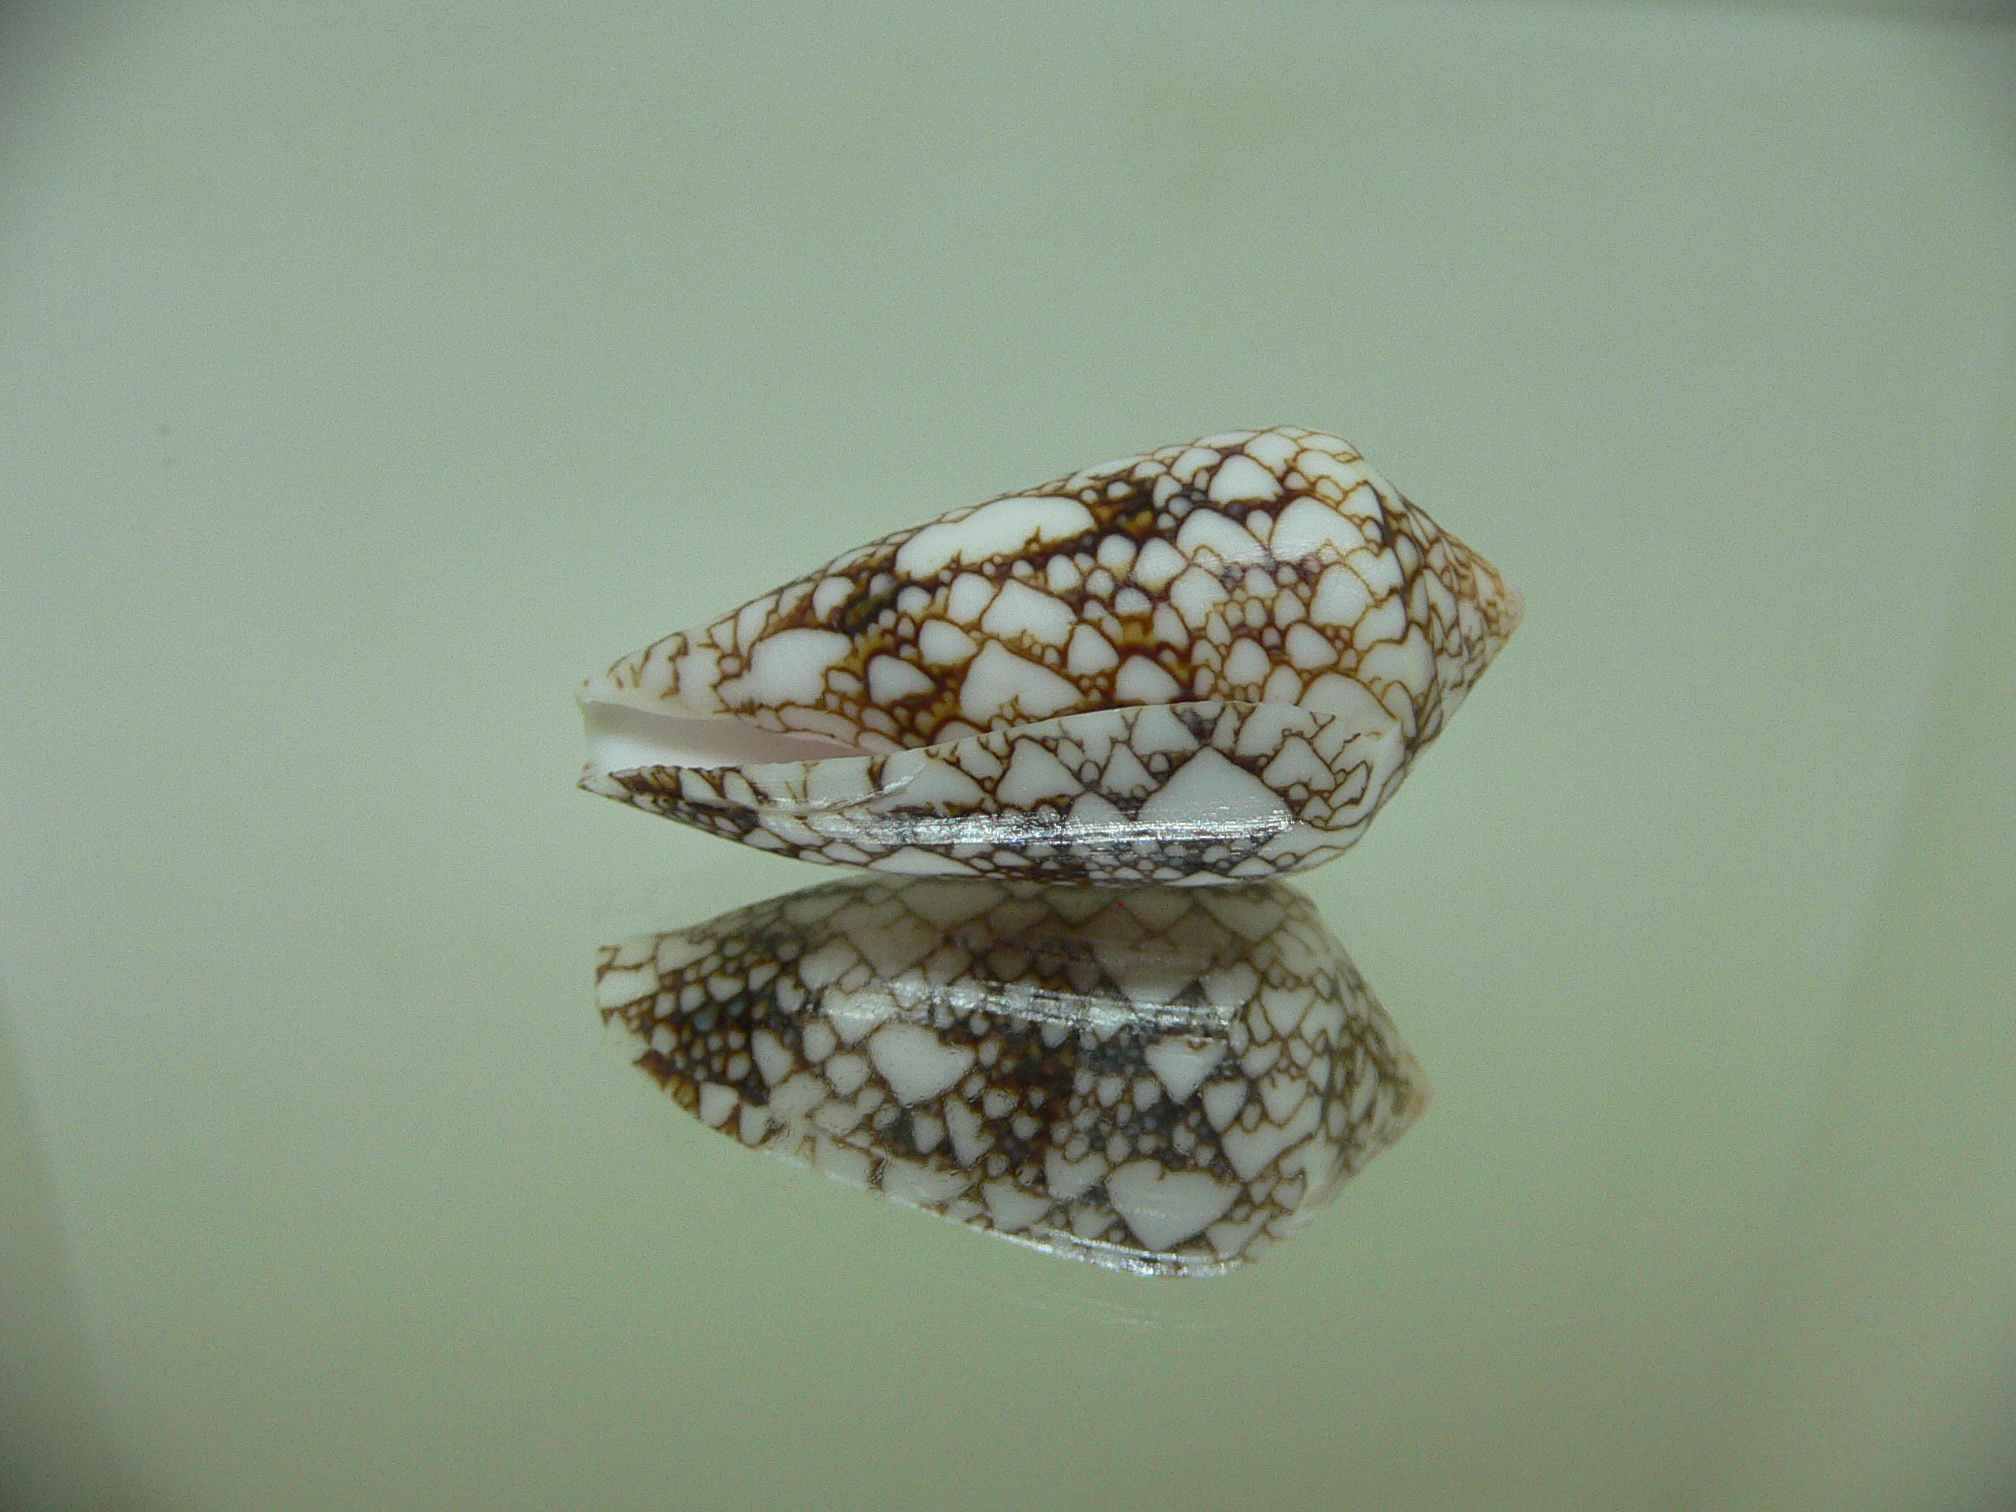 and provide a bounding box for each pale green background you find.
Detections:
[3,3,2014,1510]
